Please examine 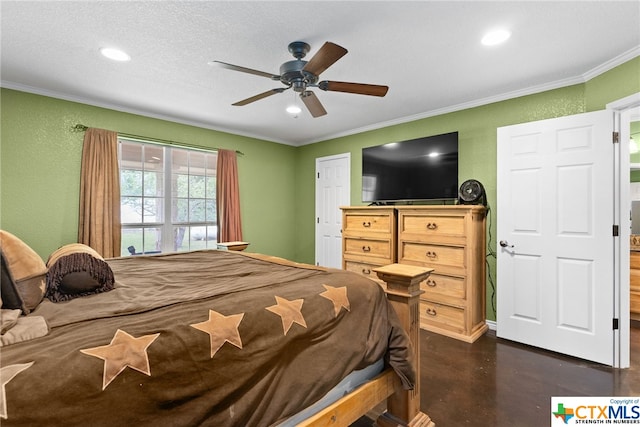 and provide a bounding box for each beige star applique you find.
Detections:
[266,296,307,335]
[1,362,34,419]
[191,310,244,357]
[320,285,351,317]
[80,329,160,390]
